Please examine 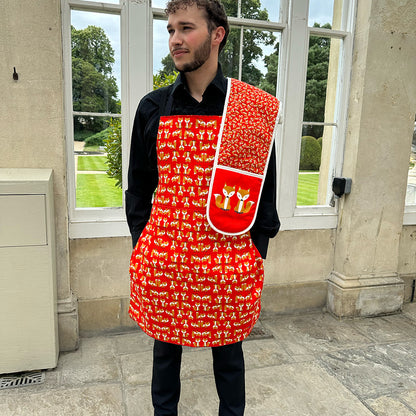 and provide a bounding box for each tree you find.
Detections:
[303,23,332,138]
[259,43,279,95]
[71,25,120,134]
[72,25,115,76]
[261,22,332,138]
